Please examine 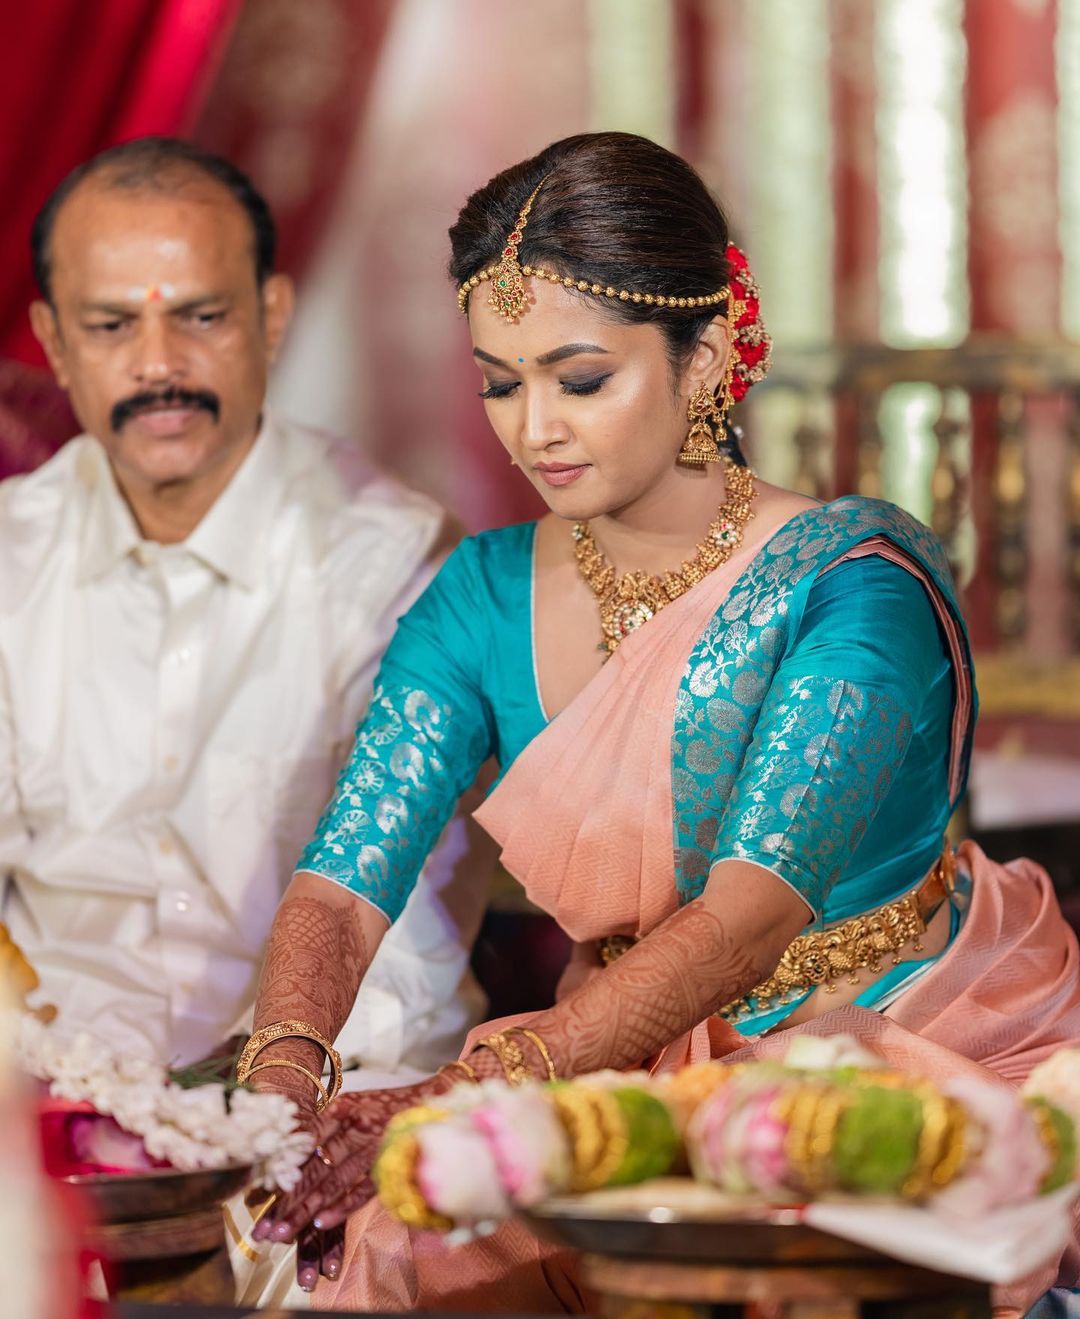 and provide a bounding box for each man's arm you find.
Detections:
[0,654,30,910]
